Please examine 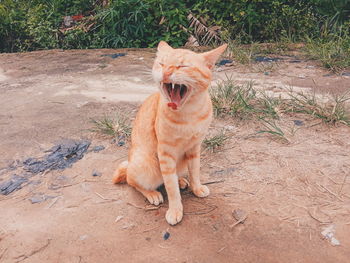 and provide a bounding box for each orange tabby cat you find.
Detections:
[113,41,227,225]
